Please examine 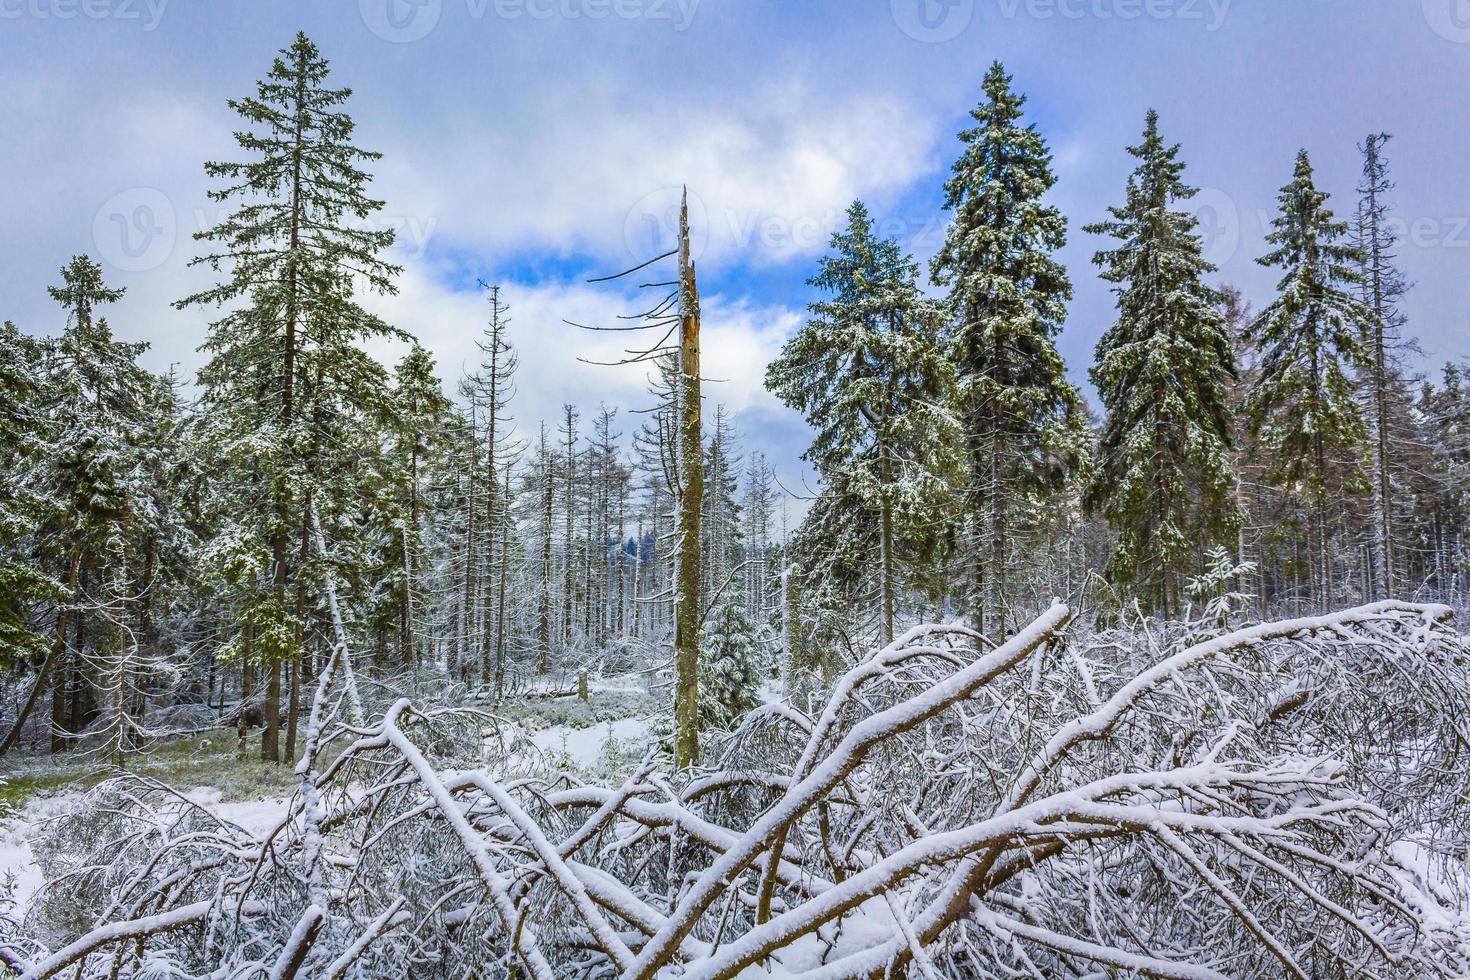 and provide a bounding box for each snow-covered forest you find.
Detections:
[4,27,1470,980]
